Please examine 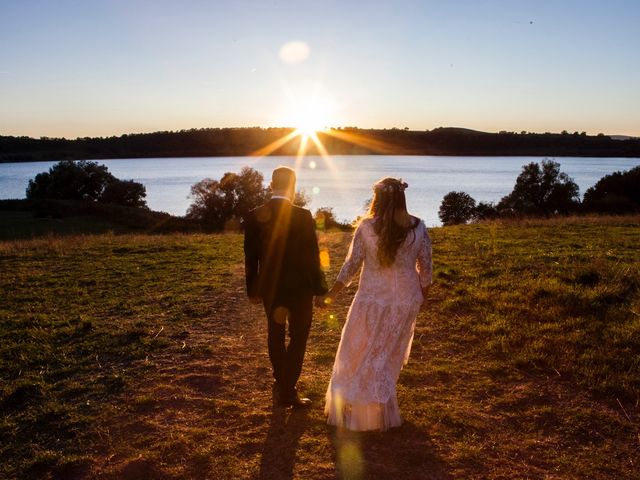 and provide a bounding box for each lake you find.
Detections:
[1,156,638,226]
